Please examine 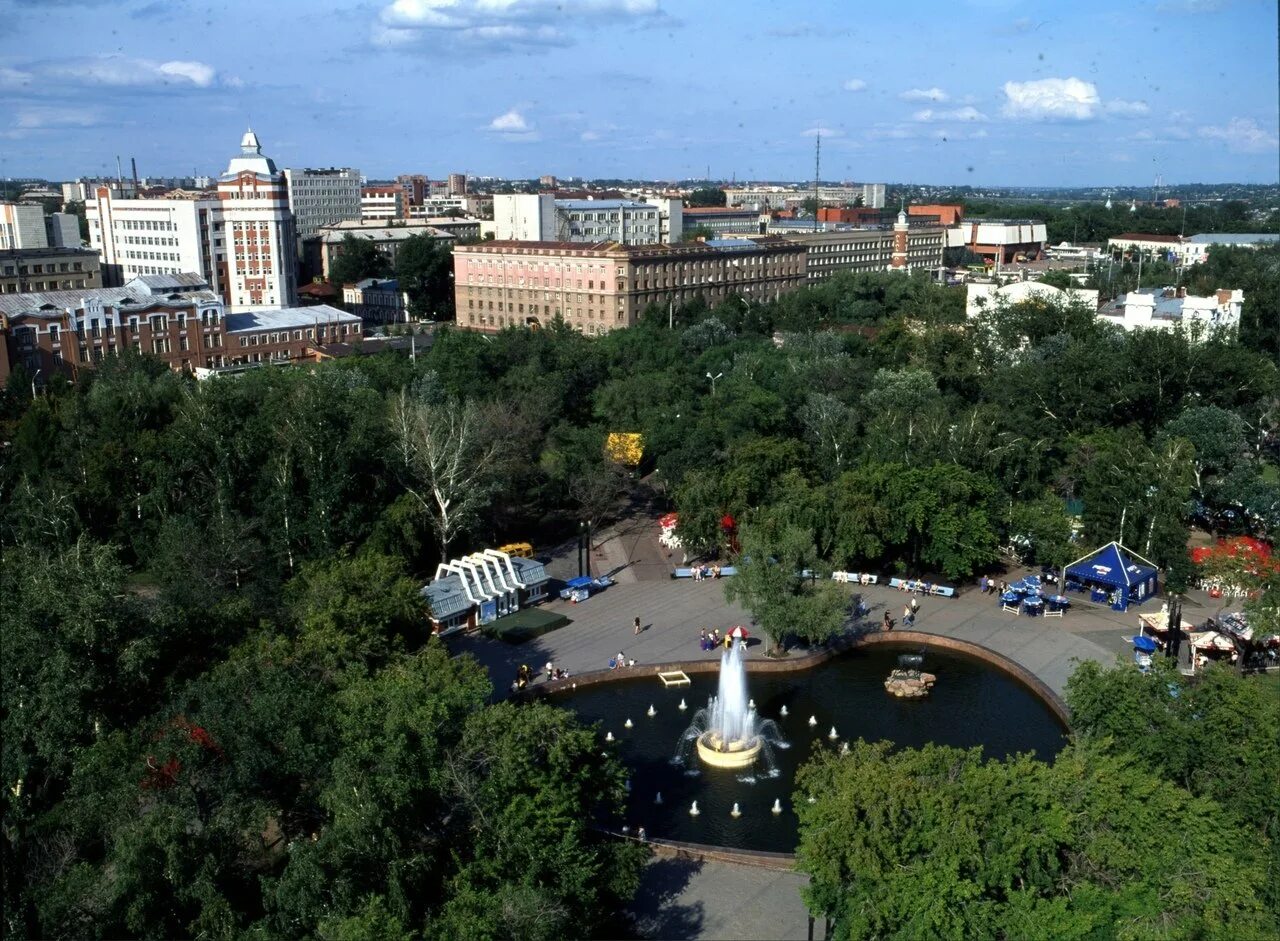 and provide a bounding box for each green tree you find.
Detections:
[796,739,1275,940]
[394,234,454,320]
[685,187,726,208]
[1161,404,1249,490]
[724,522,849,655]
[329,234,391,286]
